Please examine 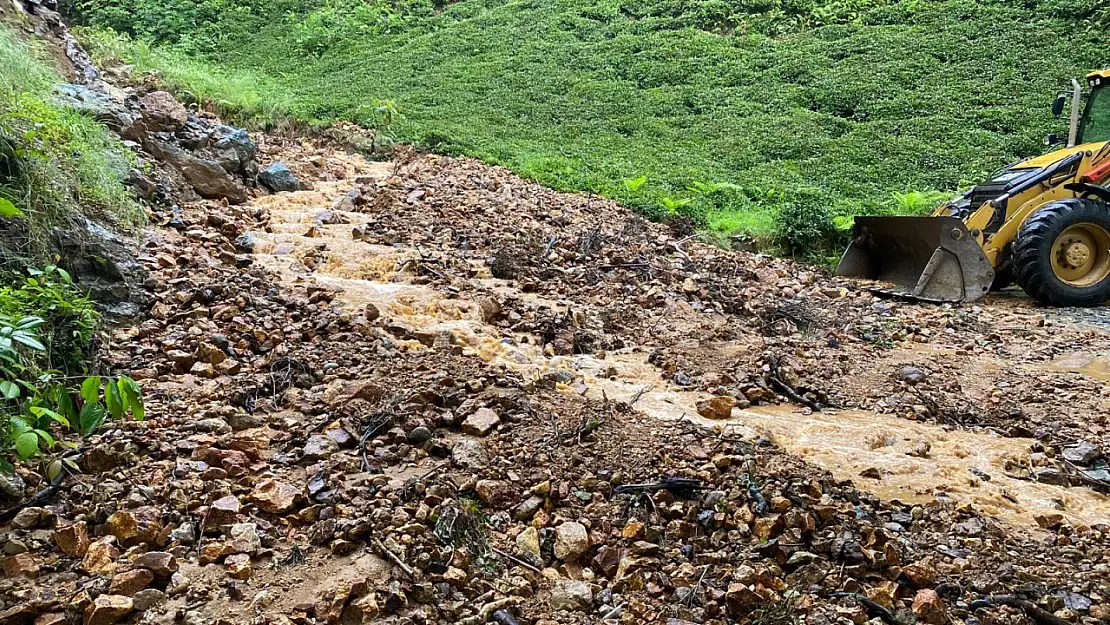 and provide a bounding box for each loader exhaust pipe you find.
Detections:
[836,216,995,303]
